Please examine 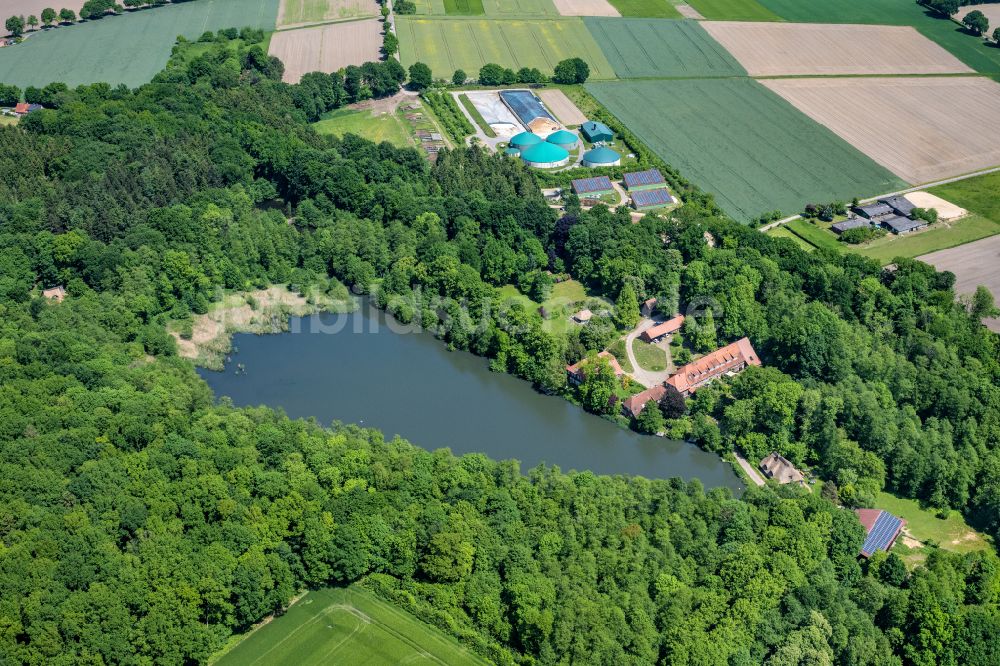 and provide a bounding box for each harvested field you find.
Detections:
[587,78,904,220]
[0,0,278,88]
[956,3,1000,27]
[278,0,381,27]
[762,77,1000,184]
[269,19,383,83]
[552,0,620,16]
[538,88,587,125]
[905,191,967,222]
[676,4,705,19]
[396,17,615,80]
[585,17,744,78]
[702,21,972,75]
[919,234,1000,332]
[757,0,1000,74]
